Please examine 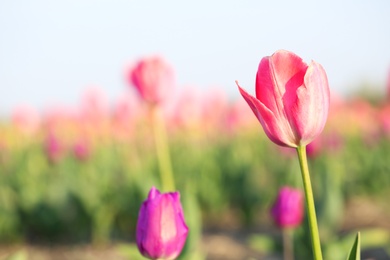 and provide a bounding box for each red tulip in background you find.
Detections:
[136,187,188,260]
[128,56,175,106]
[271,186,304,228]
[237,50,330,148]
